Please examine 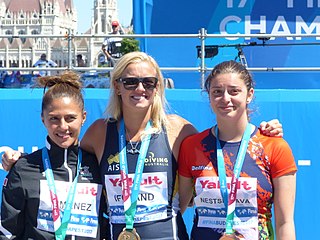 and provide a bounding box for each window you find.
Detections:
[18,30,26,44]
[6,30,13,43]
